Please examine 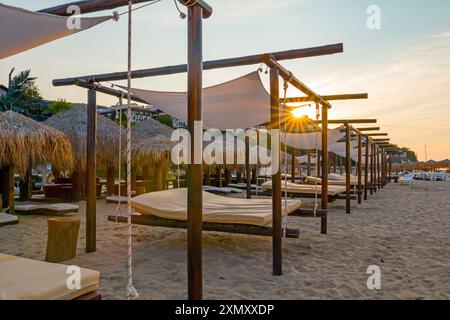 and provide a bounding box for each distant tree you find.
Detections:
[156,114,174,128]
[44,99,72,116]
[0,68,45,120]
